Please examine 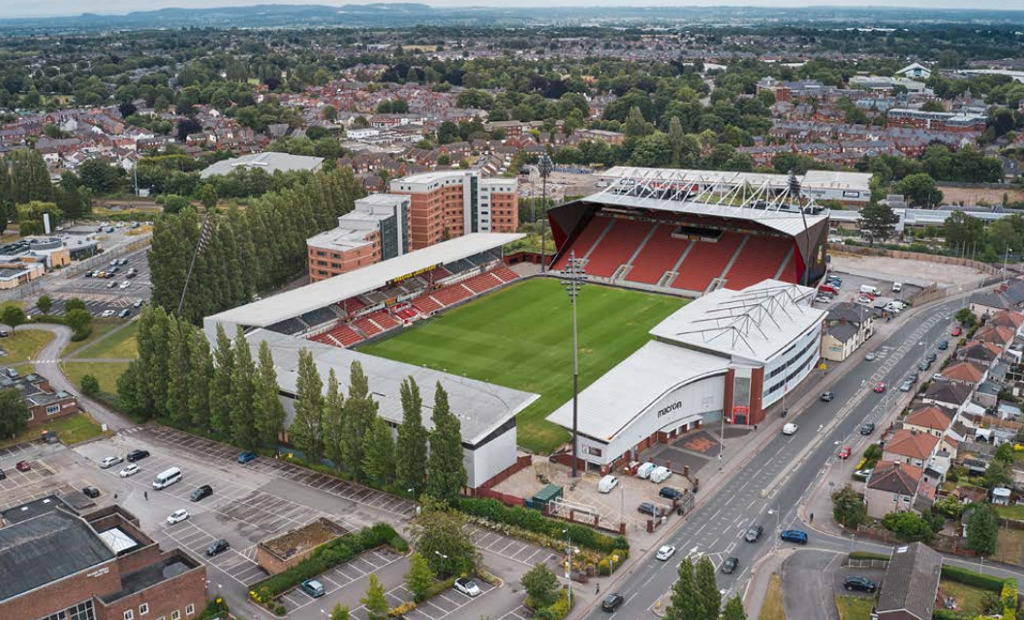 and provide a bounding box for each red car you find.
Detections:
[15,461,30,472]
[838,446,852,460]
[873,382,886,393]
[952,326,962,337]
